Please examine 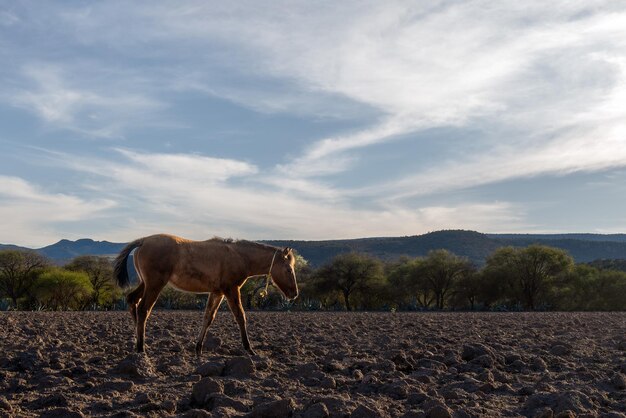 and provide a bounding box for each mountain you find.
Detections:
[0,239,126,265]
[488,233,626,243]
[2,230,626,266]
[267,230,626,266]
